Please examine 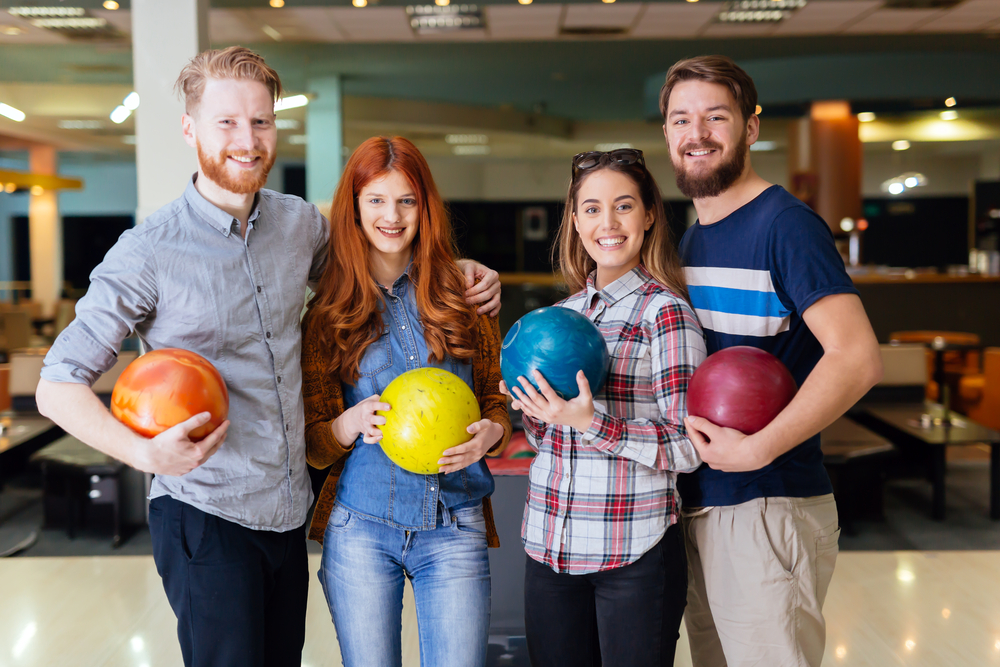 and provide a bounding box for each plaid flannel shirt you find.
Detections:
[521,266,707,574]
